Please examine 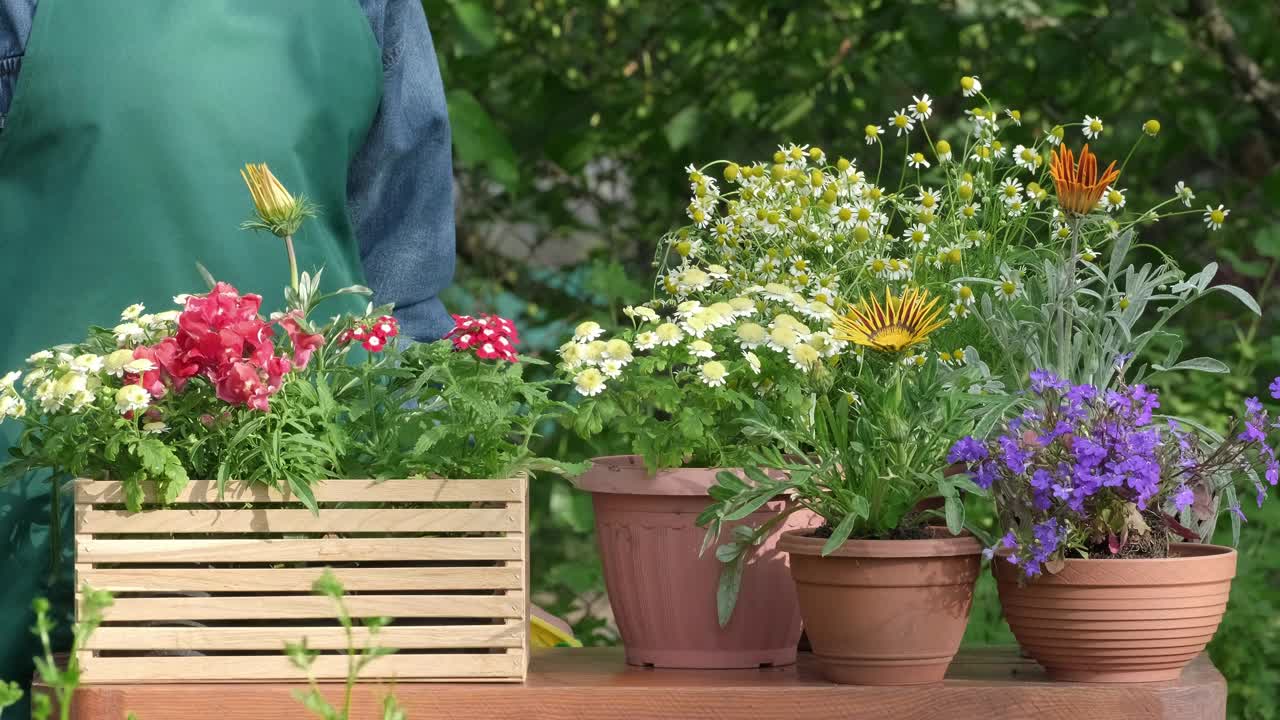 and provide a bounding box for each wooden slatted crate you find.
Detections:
[73,476,529,684]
